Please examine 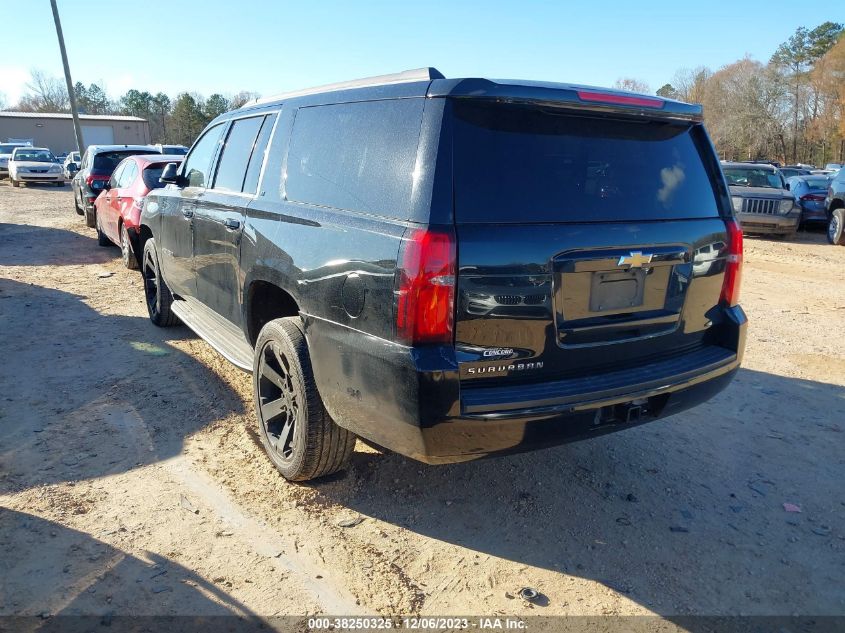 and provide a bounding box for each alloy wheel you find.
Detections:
[257,342,300,462]
[829,214,839,242]
[143,248,159,315]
